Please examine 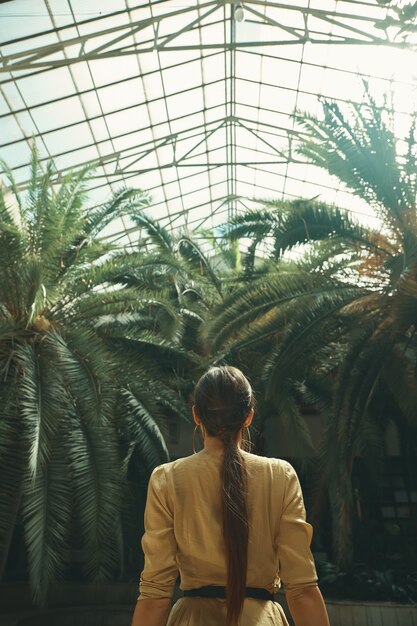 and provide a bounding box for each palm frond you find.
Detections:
[86,187,149,240]
[0,150,202,604]
[22,435,72,604]
[120,388,170,475]
[38,164,92,268]
[64,251,186,296]
[27,148,56,256]
[0,383,24,579]
[201,232,242,271]
[264,383,315,456]
[262,290,361,399]
[132,210,174,253]
[177,235,223,297]
[296,90,417,233]
[71,290,184,342]
[103,328,201,373]
[16,341,63,477]
[270,200,385,258]
[383,347,417,427]
[55,188,148,275]
[54,164,93,228]
[205,268,364,351]
[224,208,278,241]
[46,329,114,423]
[66,406,122,581]
[0,184,17,226]
[0,222,25,311]
[0,158,24,218]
